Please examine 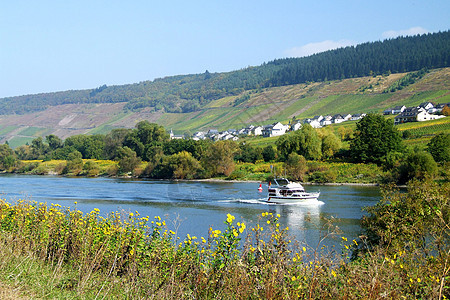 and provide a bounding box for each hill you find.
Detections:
[0,31,449,147]
[0,31,448,115]
[0,67,449,148]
